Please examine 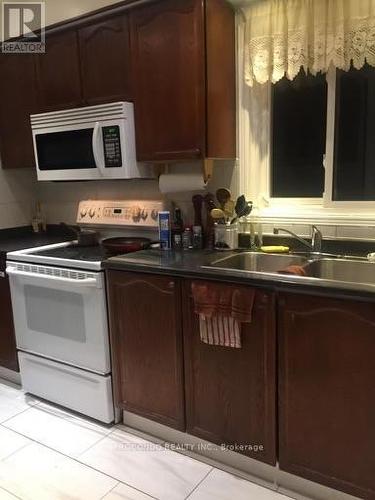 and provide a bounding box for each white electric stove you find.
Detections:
[6,200,164,424]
